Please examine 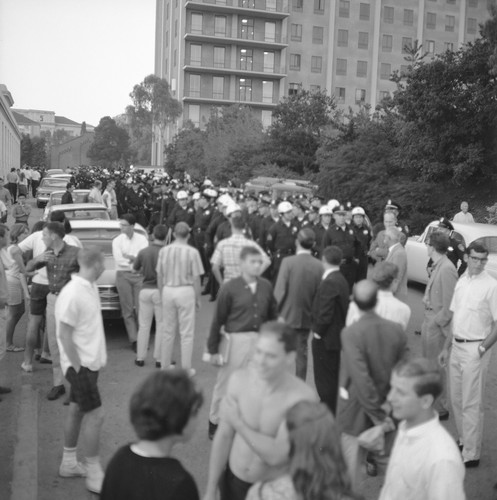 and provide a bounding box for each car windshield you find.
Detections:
[40,179,67,188]
[59,210,110,220]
